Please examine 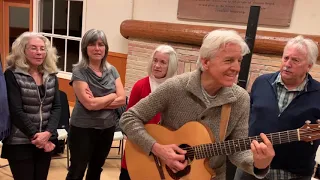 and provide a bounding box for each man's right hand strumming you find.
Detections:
[151,143,188,172]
